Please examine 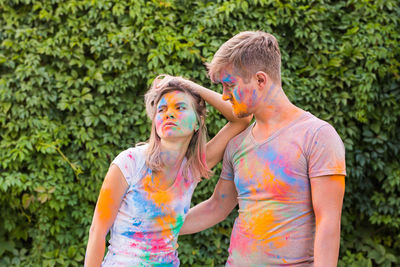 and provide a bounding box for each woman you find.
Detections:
[85,75,250,266]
